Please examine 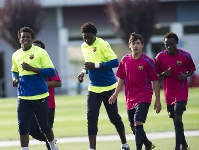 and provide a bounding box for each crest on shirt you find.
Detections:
[138,66,144,70]
[29,54,34,59]
[176,61,182,66]
[93,47,97,52]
